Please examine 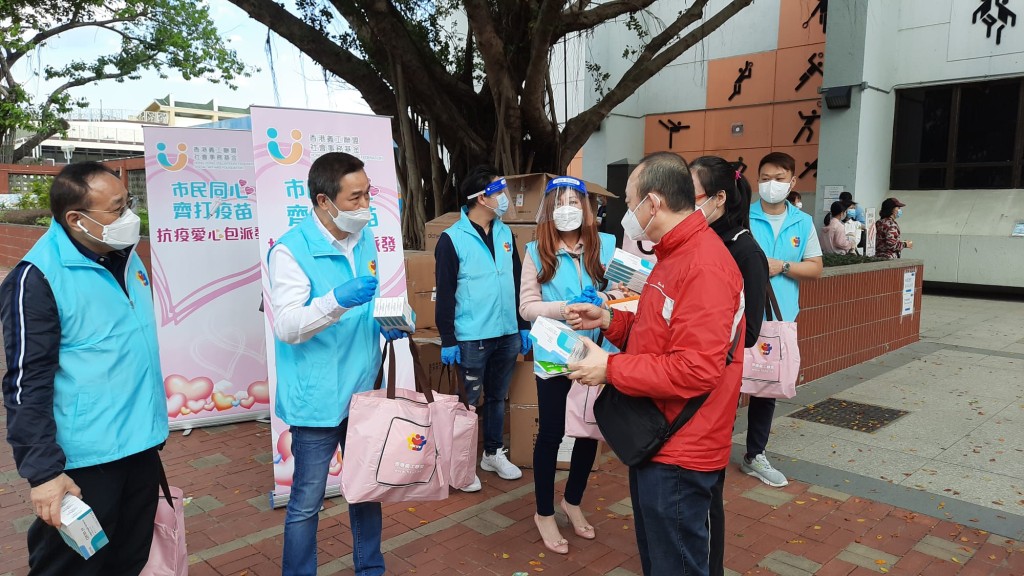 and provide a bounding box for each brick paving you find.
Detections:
[0,417,1021,576]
